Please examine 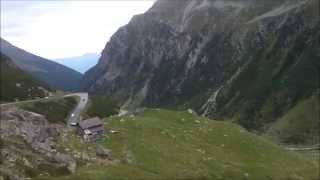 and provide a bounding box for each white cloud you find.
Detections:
[1,0,155,59]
